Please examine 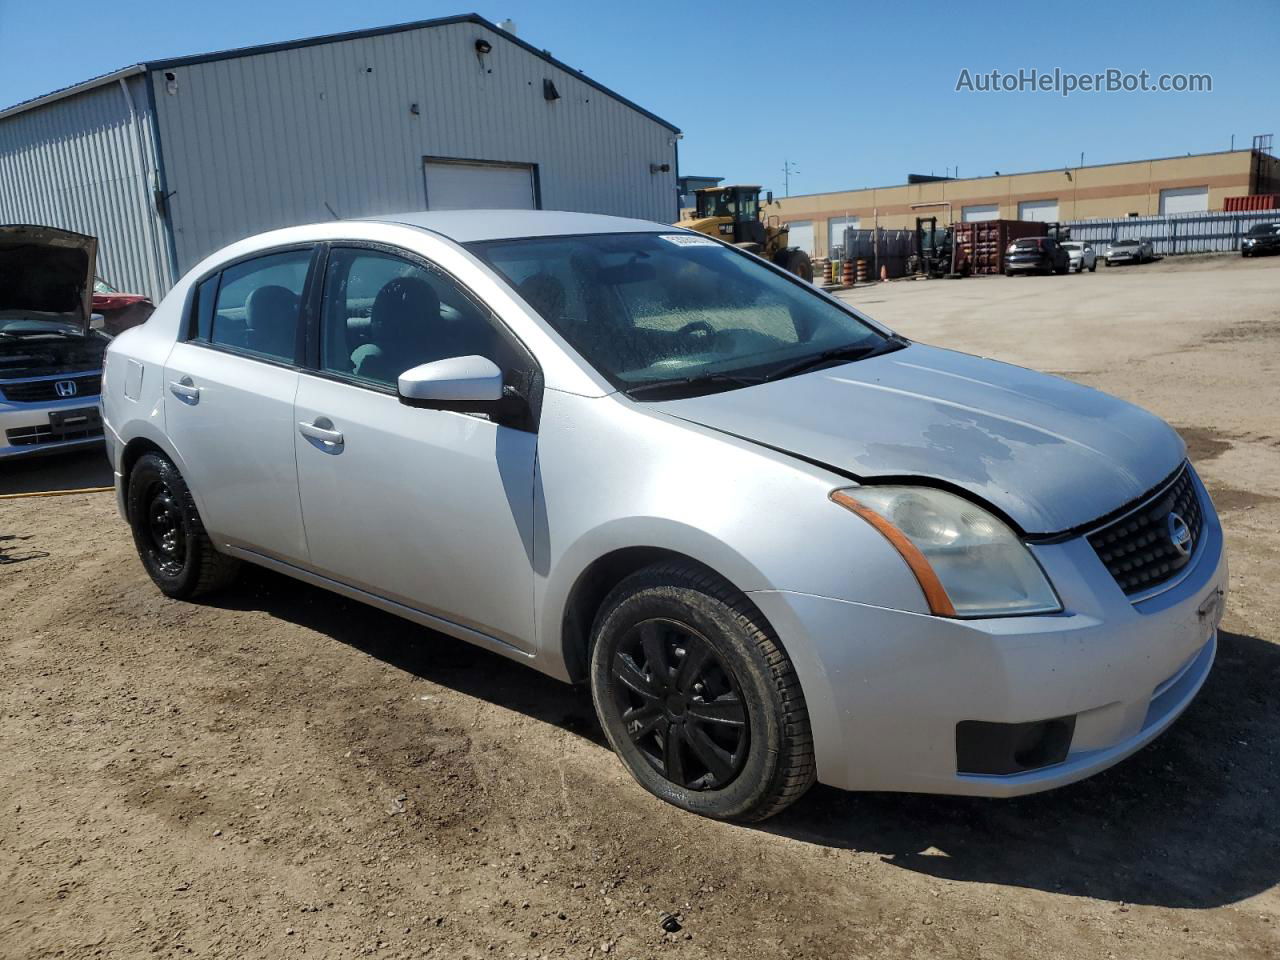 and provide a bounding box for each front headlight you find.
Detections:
[831,486,1061,618]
